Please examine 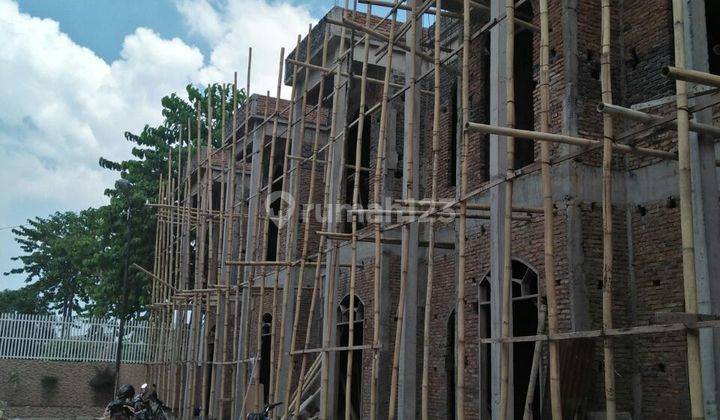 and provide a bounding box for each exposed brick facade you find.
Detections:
[270,1,718,418]
[0,359,146,418]
[165,1,719,418]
